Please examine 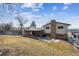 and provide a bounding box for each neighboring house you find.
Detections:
[22,27,43,37]
[6,27,20,35]
[68,29,79,48]
[68,29,79,33]
[0,23,7,34]
[22,21,44,37]
[23,20,71,39]
[0,24,20,35]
